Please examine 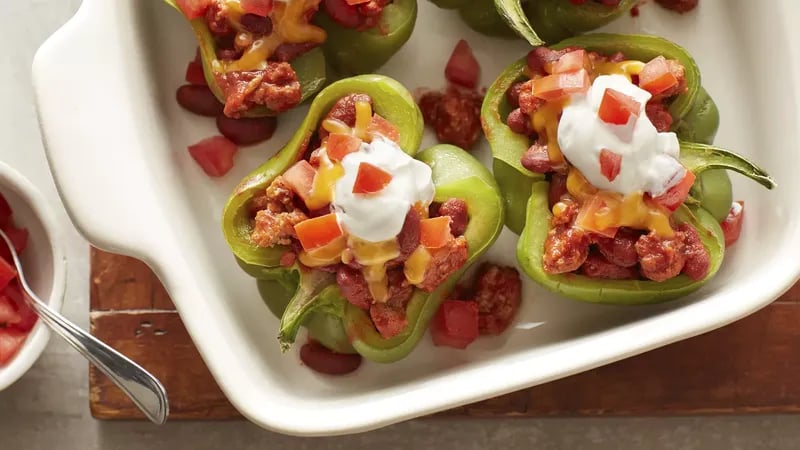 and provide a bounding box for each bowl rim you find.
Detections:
[0,161,67,391]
